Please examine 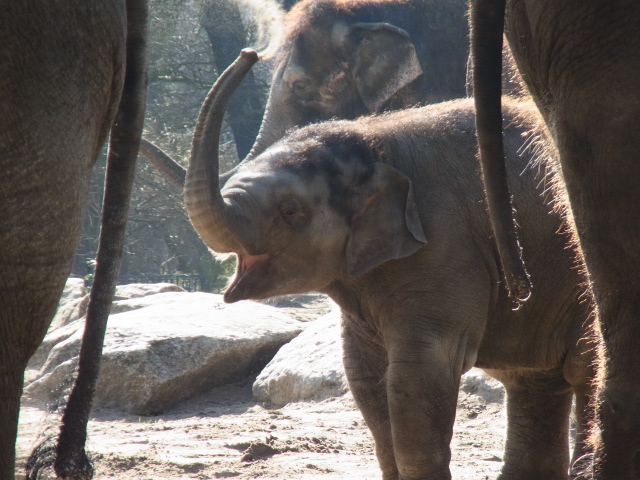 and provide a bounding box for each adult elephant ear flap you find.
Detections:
[348,22,423,113]
[346,163,426,276]
[470,0,532,305]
